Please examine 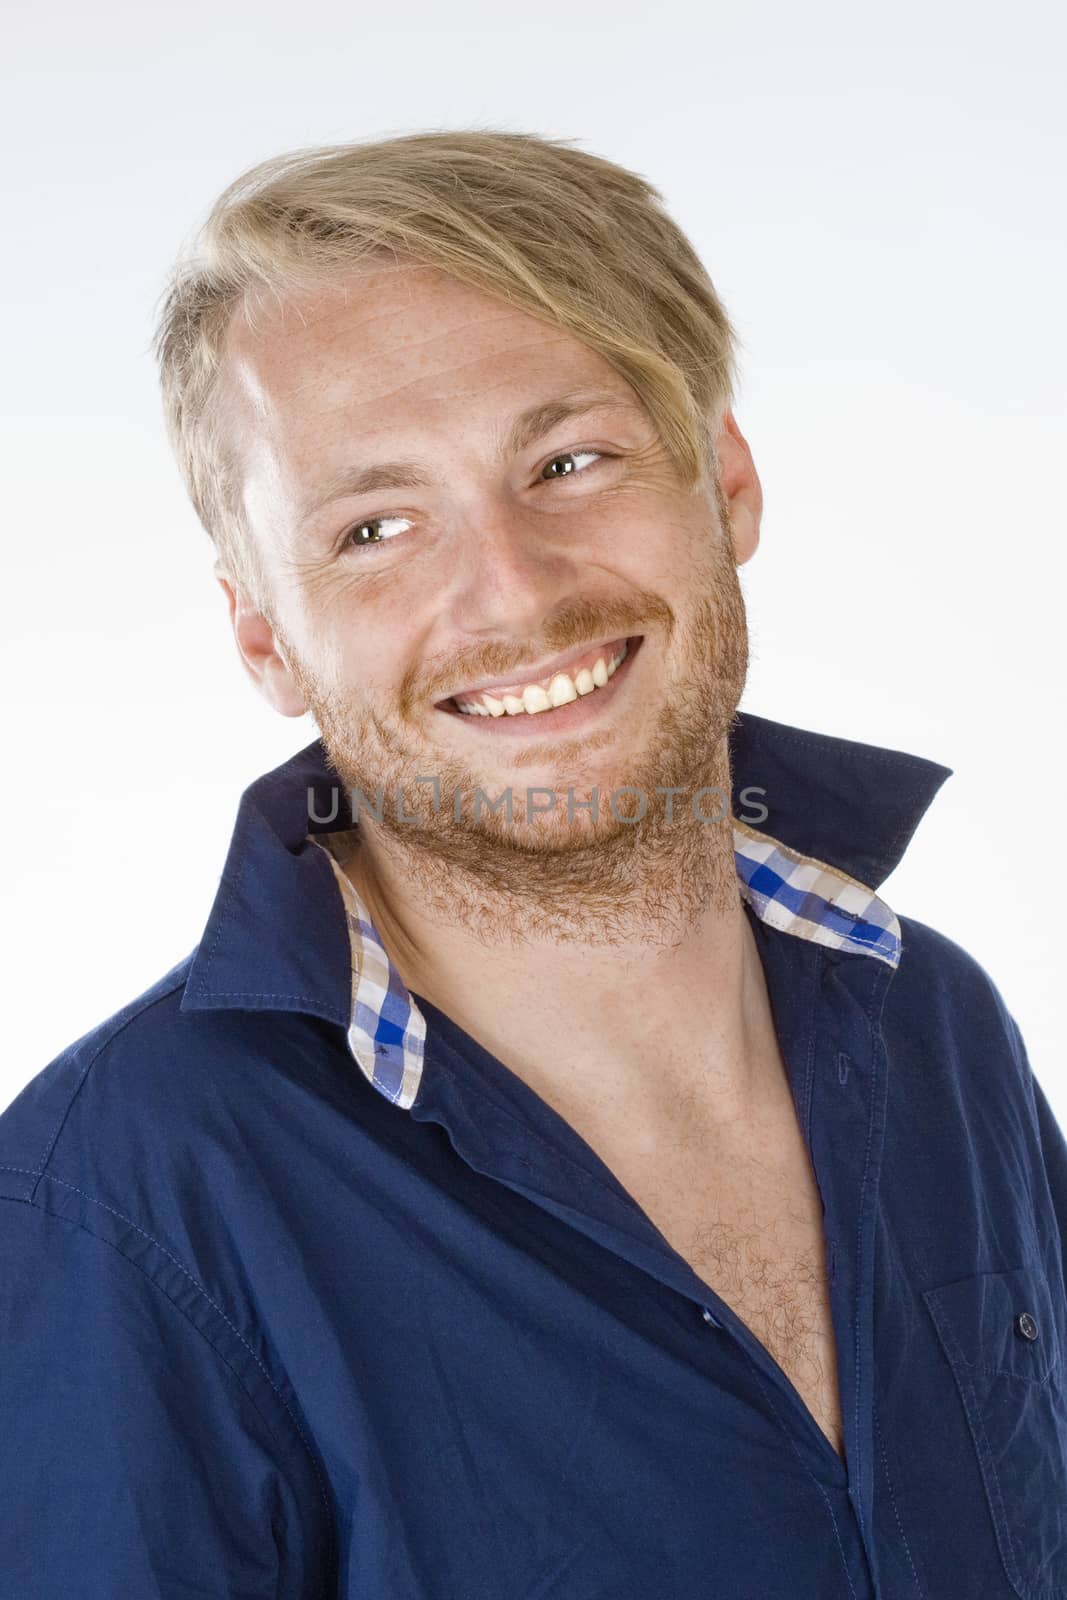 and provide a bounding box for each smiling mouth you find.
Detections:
[438,635,643,719]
